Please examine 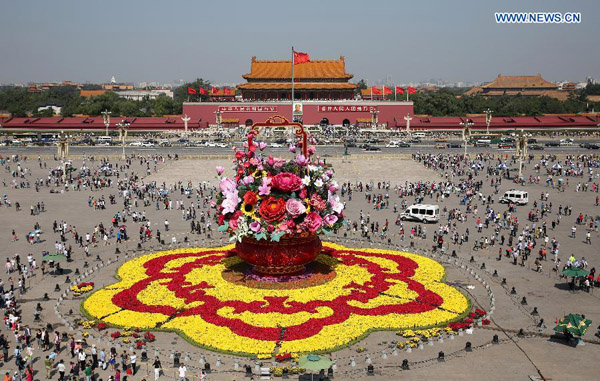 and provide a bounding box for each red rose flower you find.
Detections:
[259,196,286,222]
[243,191,258,205]
[272,172,302,192]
